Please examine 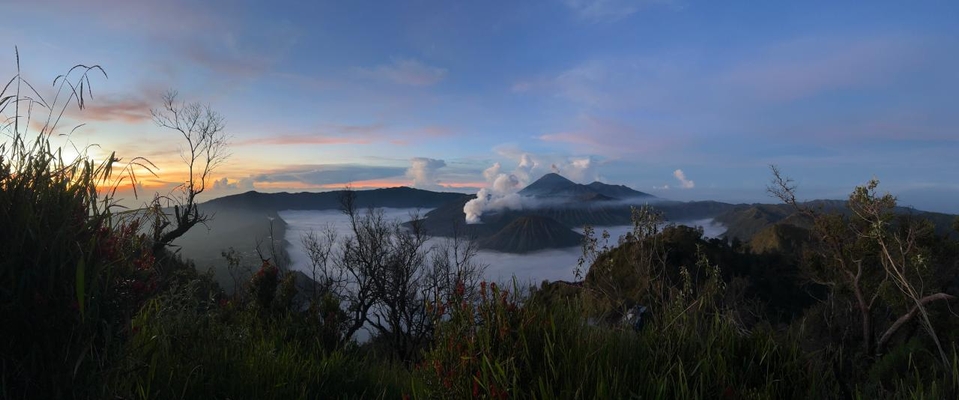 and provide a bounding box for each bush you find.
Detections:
[109,272,412,399]
[0,57,157,399]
